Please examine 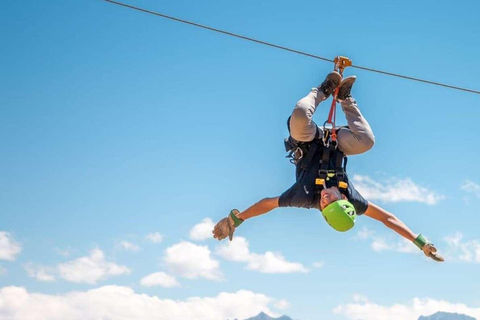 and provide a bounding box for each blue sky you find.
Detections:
[1,0,480,319]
